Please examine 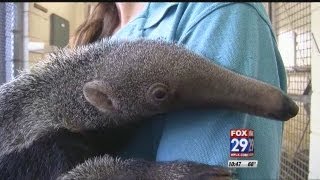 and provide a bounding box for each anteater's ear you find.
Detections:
[83,80,117,113]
